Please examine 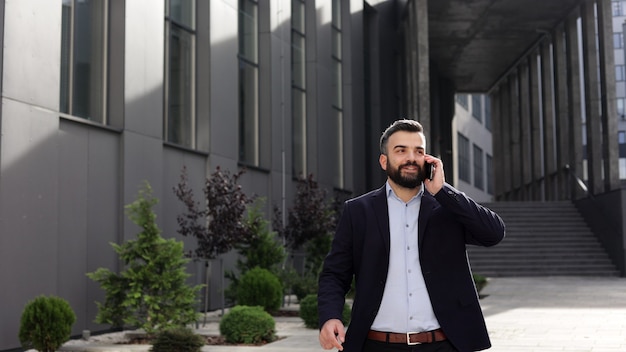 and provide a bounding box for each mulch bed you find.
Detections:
[122,309,298,346]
